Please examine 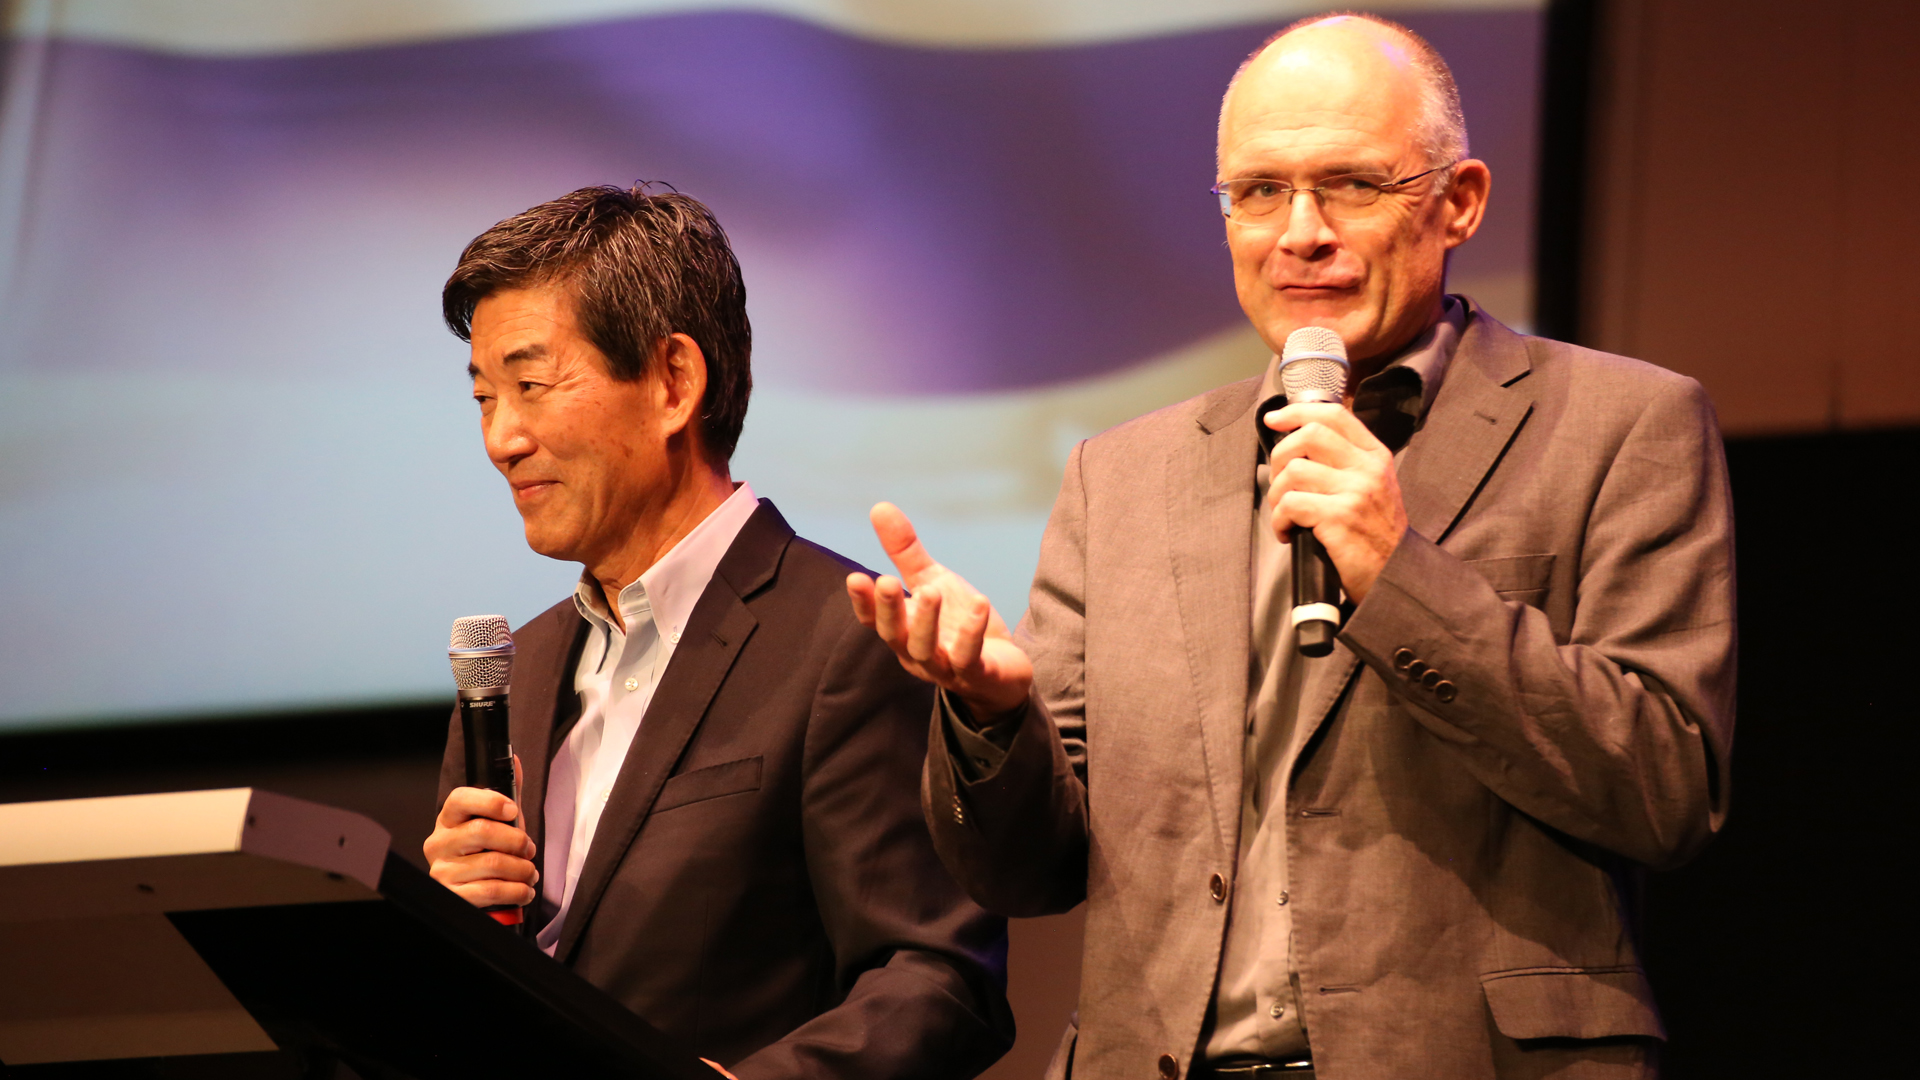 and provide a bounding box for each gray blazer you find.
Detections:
[924,307,1736,1080]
